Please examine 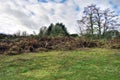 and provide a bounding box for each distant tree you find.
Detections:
[22,31,27,37]
[83,4,96,38]
[33,31,37,35]
[77,19,85,36]
[103,8,119,37]
[30,31,37,38]
[14,30,21,37]
[104,30,120,39]
[46,23,69,37]
[55,23,69,36]
[77,4,120,39]
[38,26,47,37]
[70,34,79,37]
[94,7,103,38]
[46,23,54,36]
